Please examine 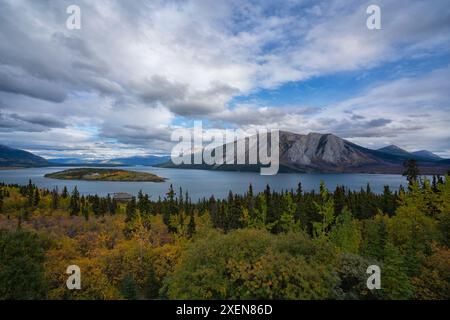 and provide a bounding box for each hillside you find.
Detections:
[412,150,442,160]
[158,131,450,174]
[0,144,49,167]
